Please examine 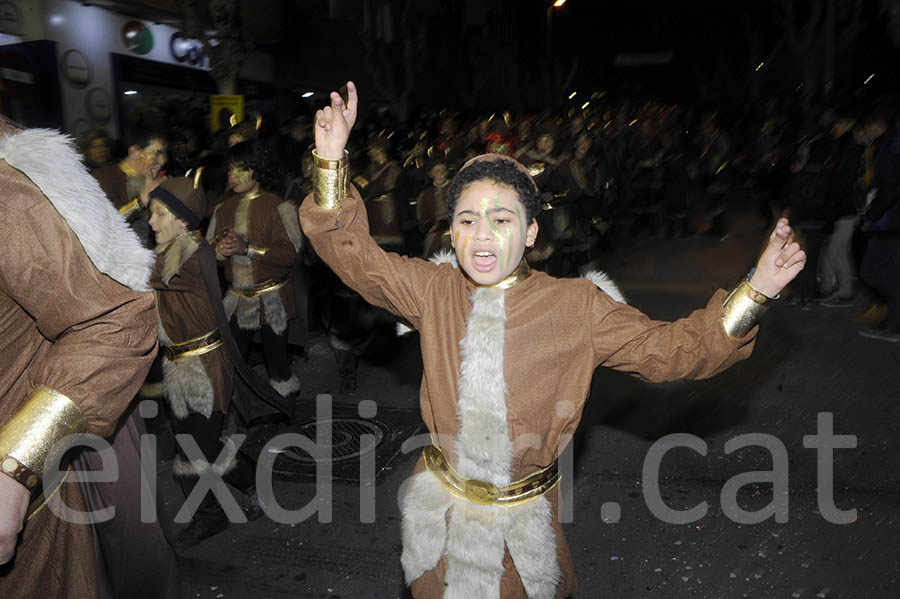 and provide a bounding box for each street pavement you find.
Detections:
[170,205,900,599]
